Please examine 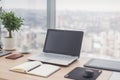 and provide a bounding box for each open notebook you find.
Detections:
[10,61,60,77]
